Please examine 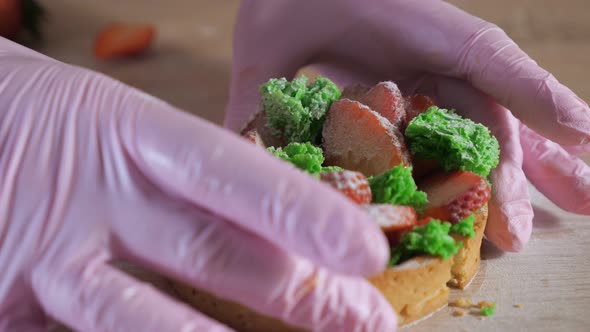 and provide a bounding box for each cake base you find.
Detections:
[171,282,304,332]
[170,256,452,330]
[448,204,488,289]
[368,257,452,326]
[170,206,489,330]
